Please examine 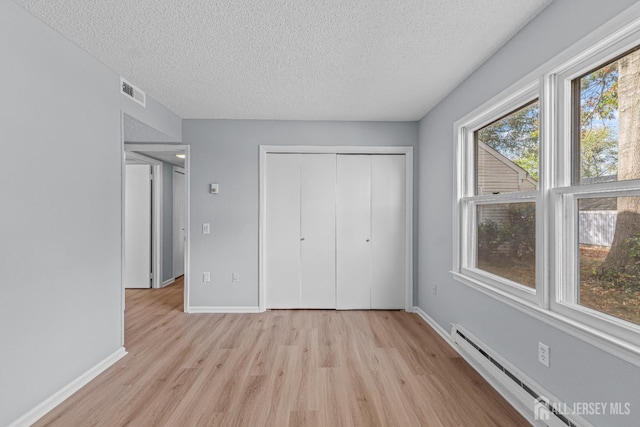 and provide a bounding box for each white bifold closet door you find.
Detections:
[300,154,336,308]
[336,154,406,309]
[265,153,336,309]
[370,155,406,309]
[336,155,372,309]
